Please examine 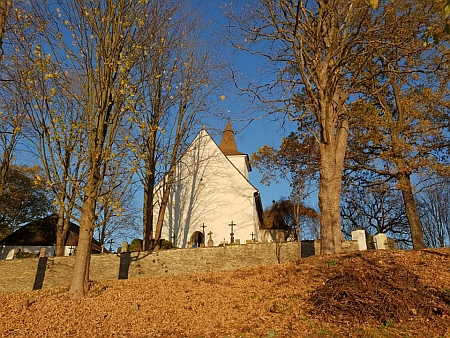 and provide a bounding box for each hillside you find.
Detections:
[1,249,449,337]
